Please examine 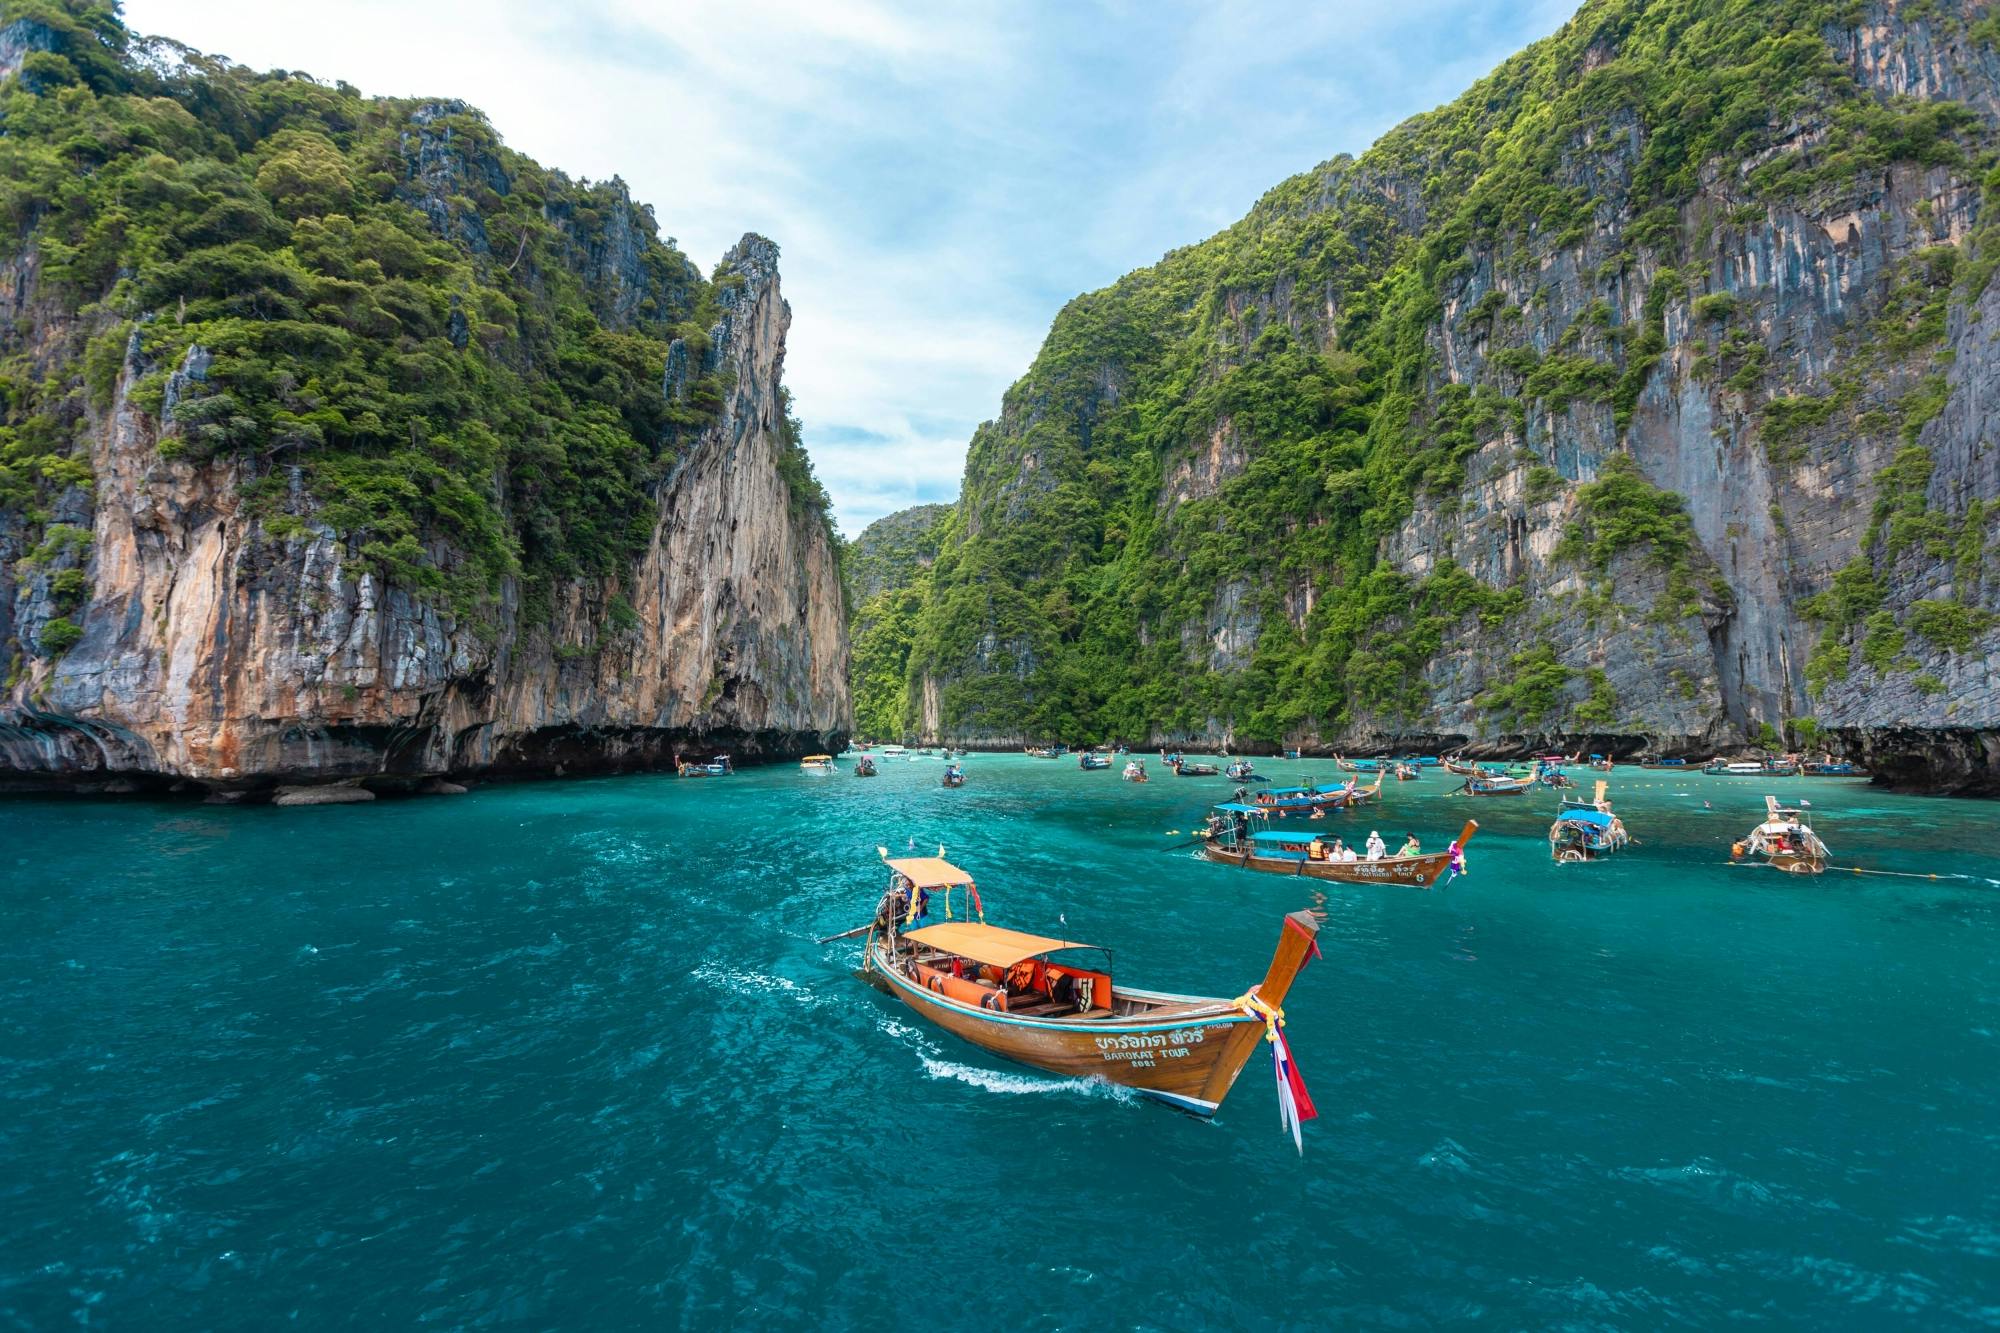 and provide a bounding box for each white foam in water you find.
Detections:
[690,963,821,1007]
[918,1056,1135,1102]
